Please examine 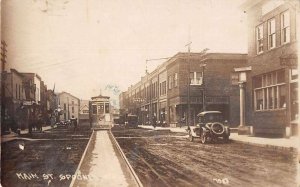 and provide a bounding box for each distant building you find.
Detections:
[79,99,90,123]
[3,69,27,130]
[241,0,299,137]
[56,92,80,122]
[21,72,41,104]
[120,52,247,127]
